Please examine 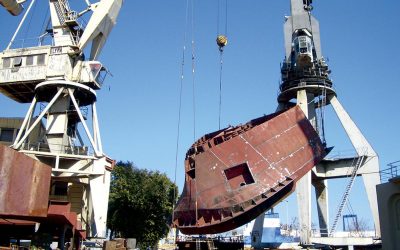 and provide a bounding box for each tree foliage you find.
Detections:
[107,161,178,249]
